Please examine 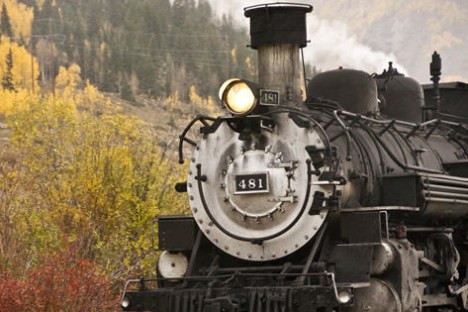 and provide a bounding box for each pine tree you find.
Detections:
[2,48,15,91]
[0,3,13,39]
